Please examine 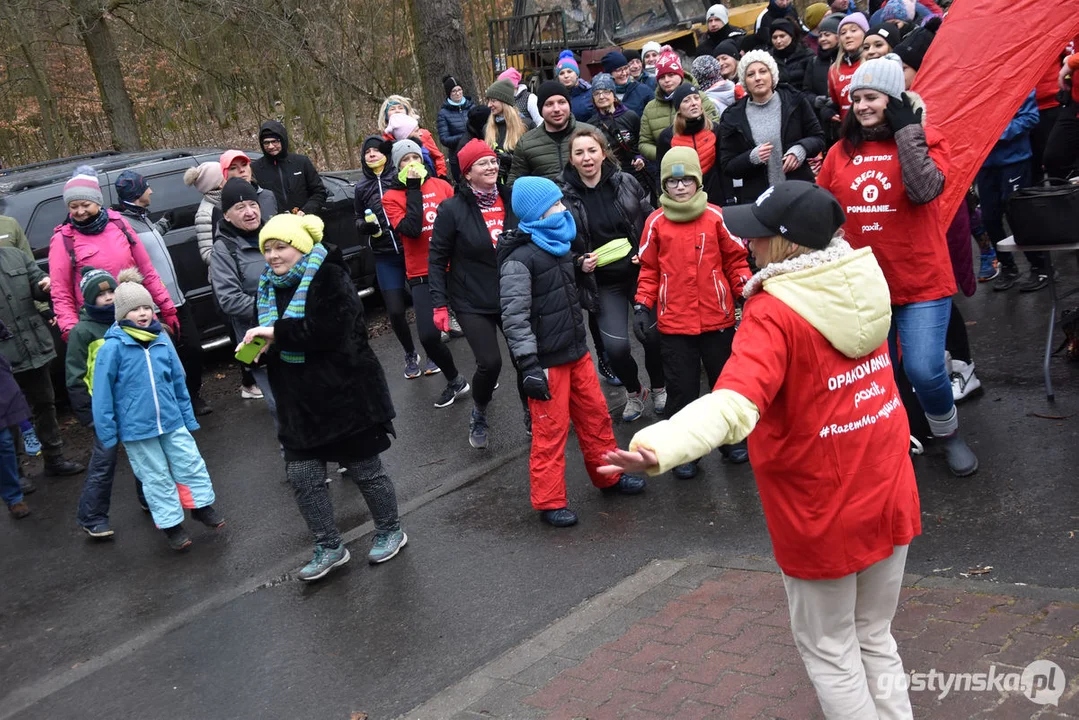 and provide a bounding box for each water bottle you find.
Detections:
[364,209,382,238]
